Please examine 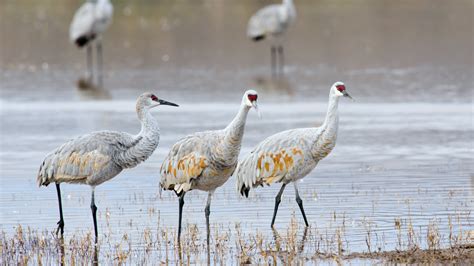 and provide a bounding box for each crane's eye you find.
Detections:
[336,85,345,92]
[151,95,158,101]
[248,94,258,102]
